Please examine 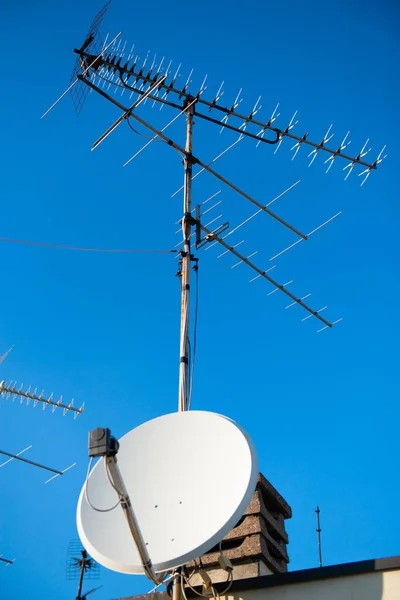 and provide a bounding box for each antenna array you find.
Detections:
[74,36,386,183]
[66,540,101,600]
[41,0,386,413]
[66,540,100,580]
[70,0,112,115]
